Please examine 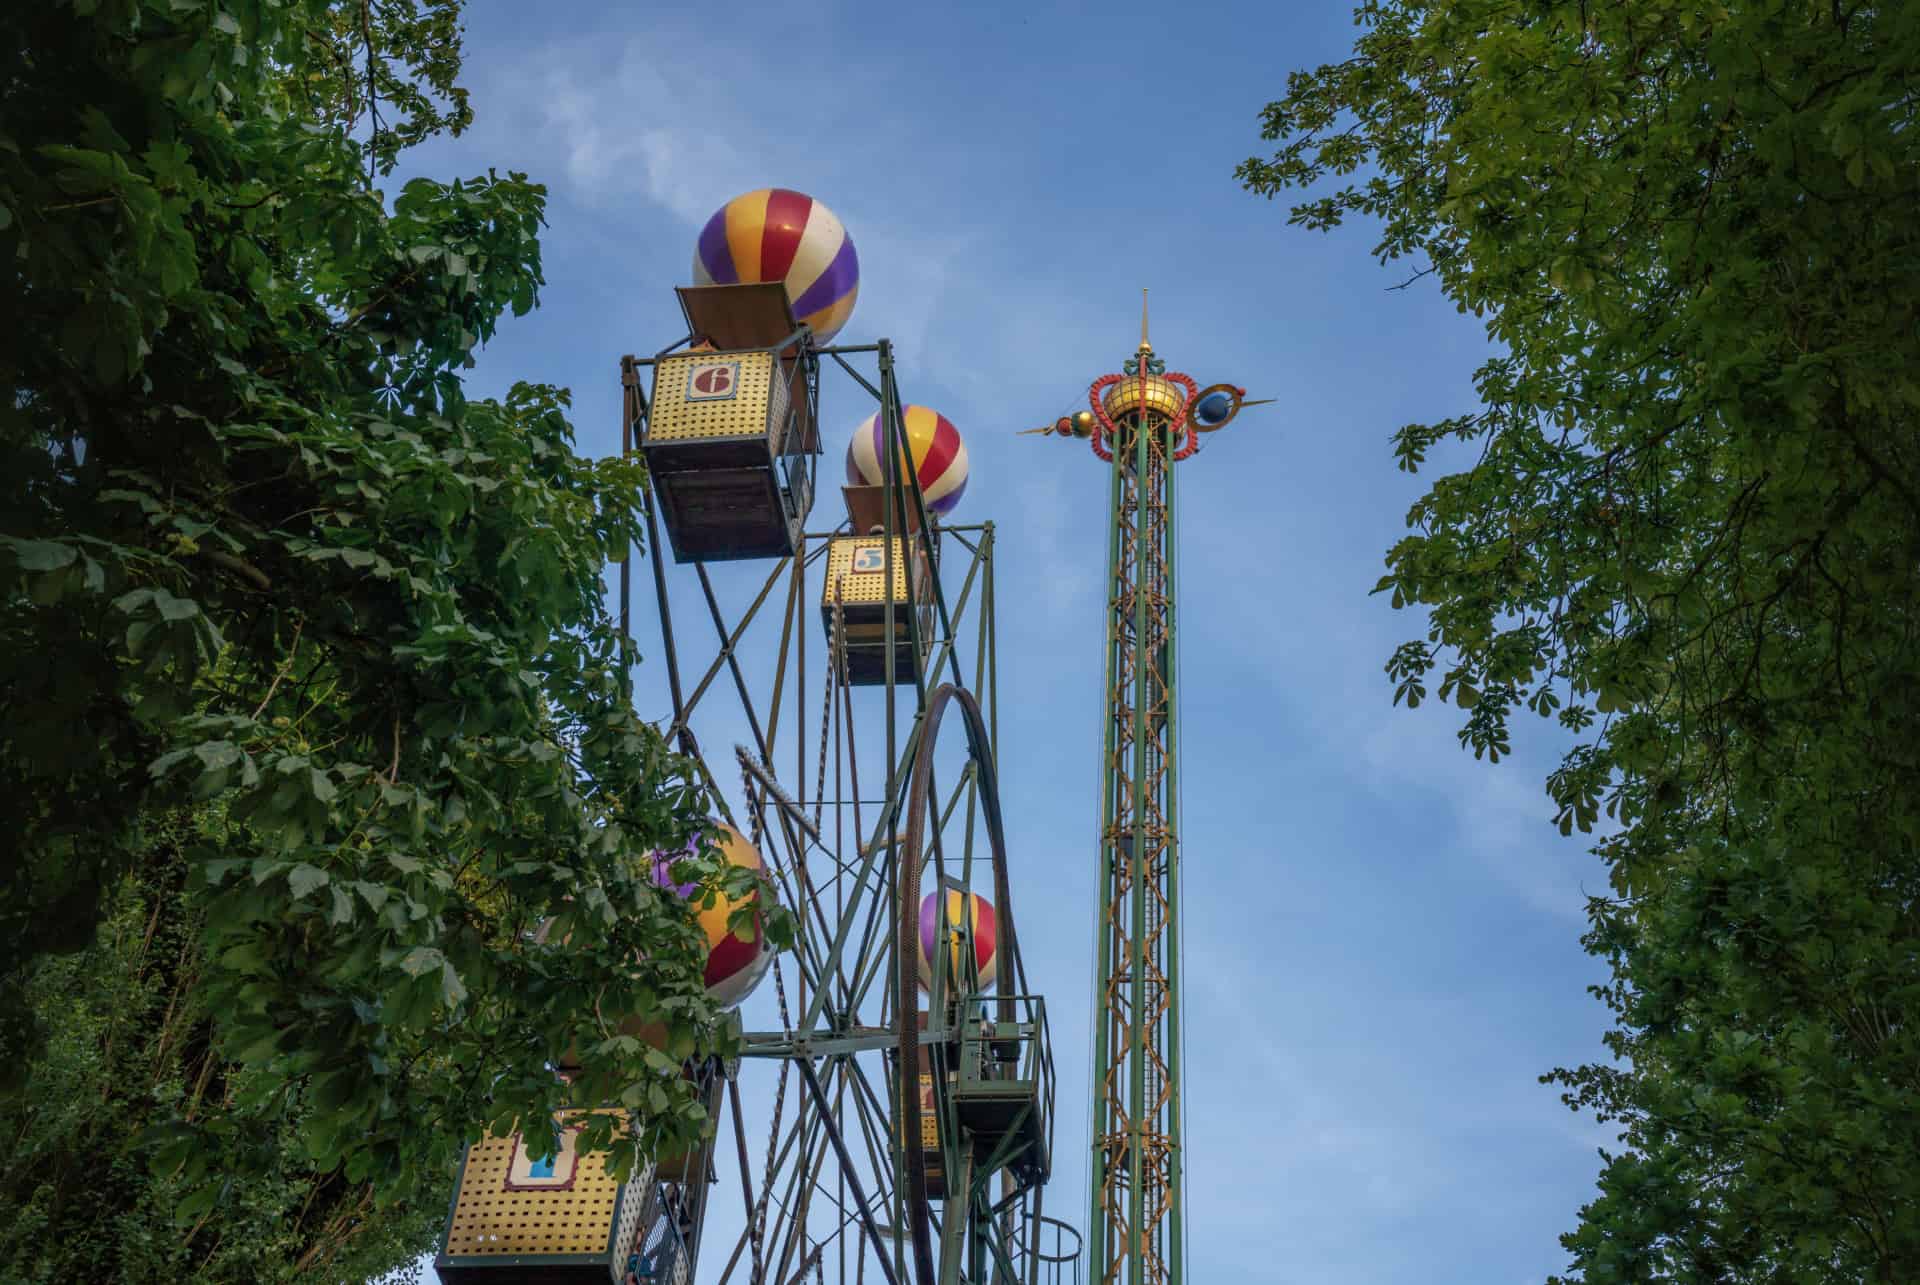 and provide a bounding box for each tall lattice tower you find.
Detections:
[1028,295,1268,1285]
